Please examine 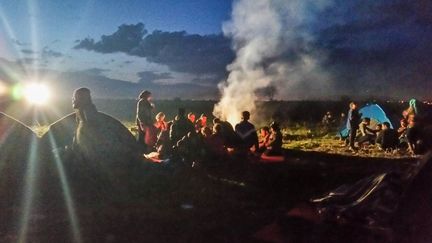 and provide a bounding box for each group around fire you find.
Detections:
[71,87,429,166]
[135,90,282,165]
